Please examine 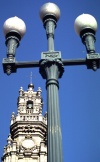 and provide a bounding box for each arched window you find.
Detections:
[27,100,33,109]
